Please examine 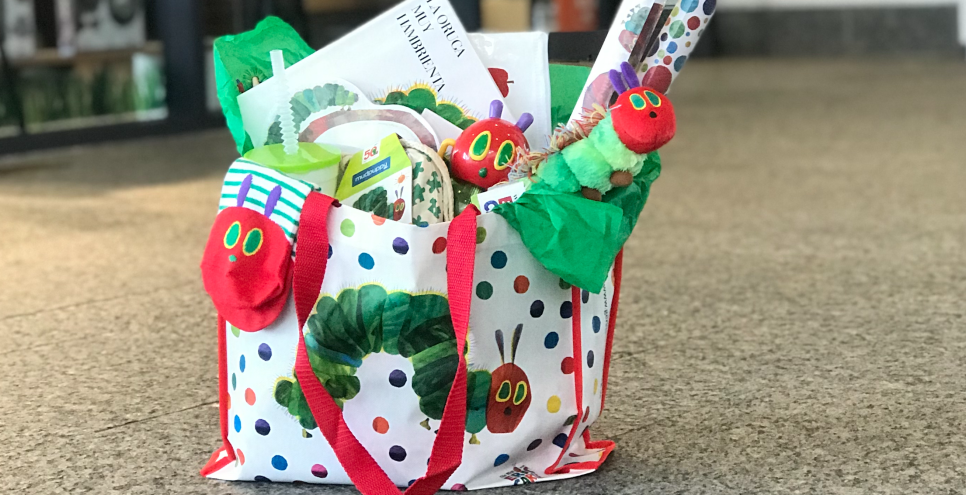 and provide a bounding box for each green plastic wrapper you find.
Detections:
[213,17,314,155]
[495,152,661,293]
